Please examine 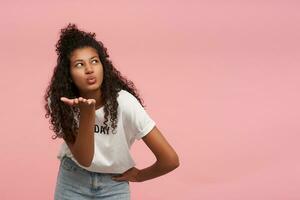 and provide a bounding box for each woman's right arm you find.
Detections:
[61,97,96,167]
